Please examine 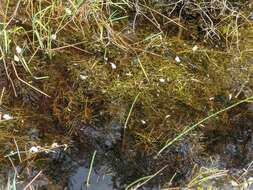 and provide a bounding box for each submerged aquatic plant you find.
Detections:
[157,95,253,156]
[0,0,253,189]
